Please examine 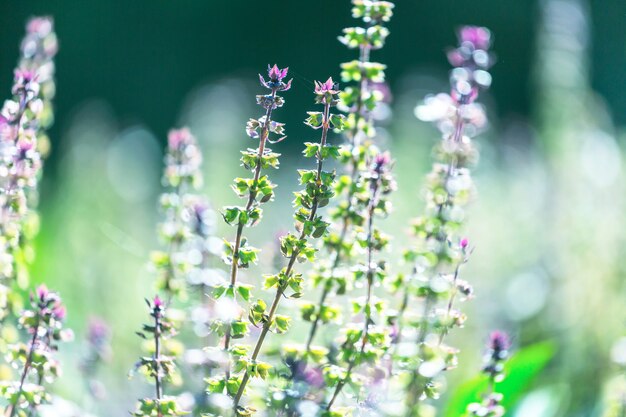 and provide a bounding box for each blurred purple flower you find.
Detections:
[168,127,192,151]
[488,330,510,352]
[459,26,491,50]
[372,151,391,175]
[153,295,164,309]
[36,284,49,301]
